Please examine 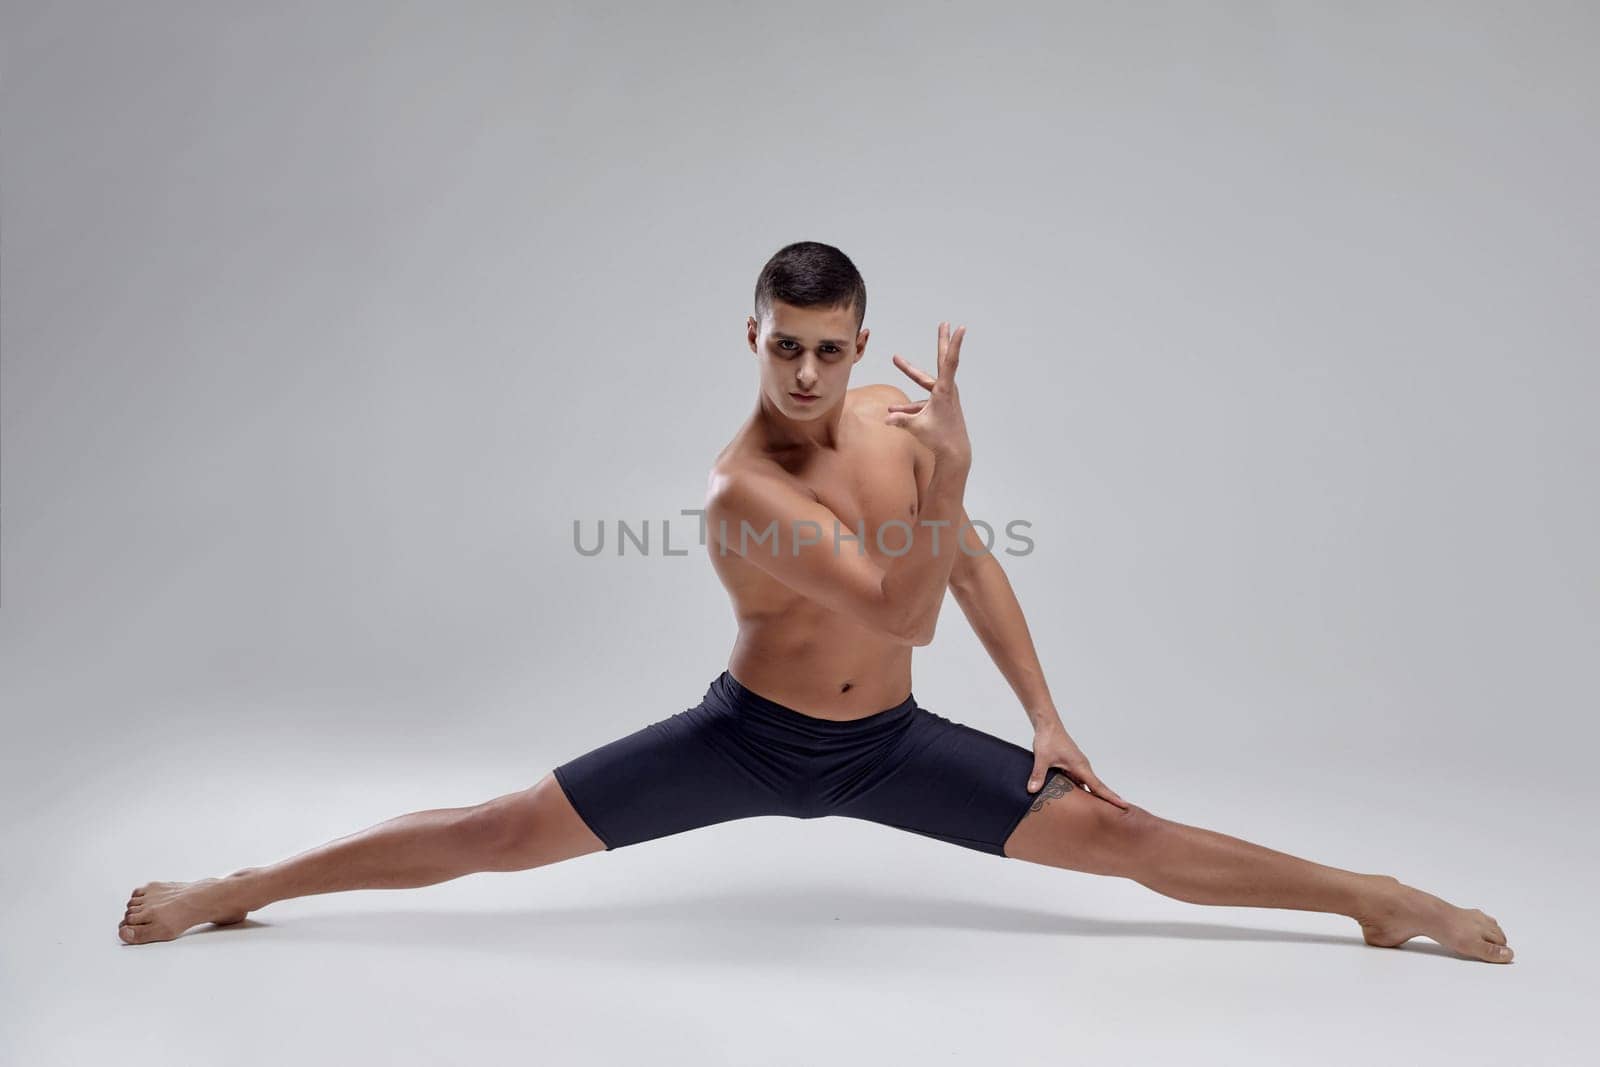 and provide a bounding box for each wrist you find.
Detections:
[1028,707,1064,733]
